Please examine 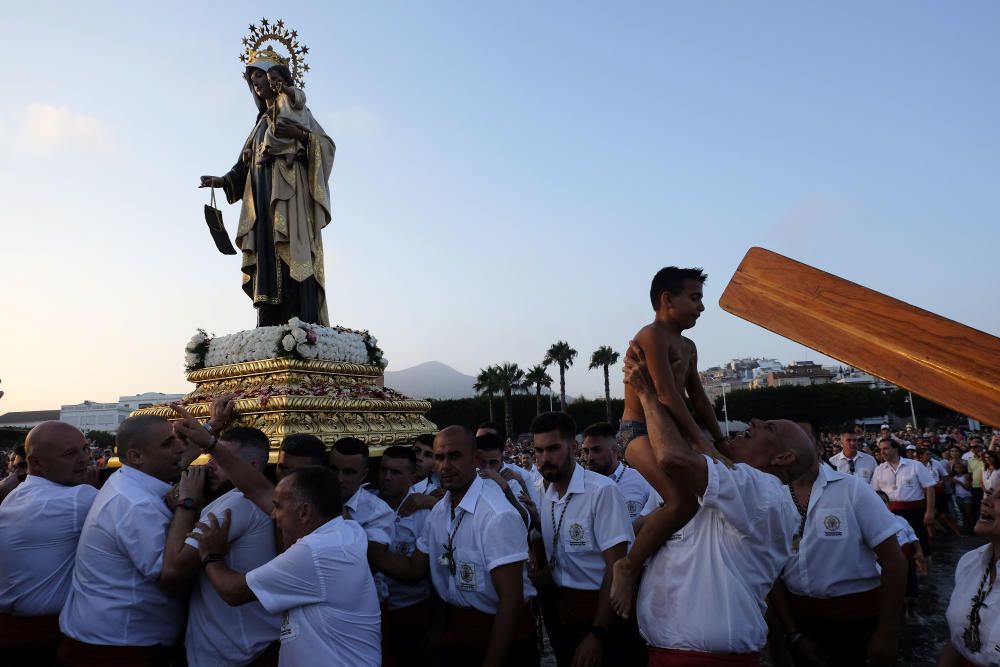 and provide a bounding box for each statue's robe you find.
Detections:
[221,107,335,327]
